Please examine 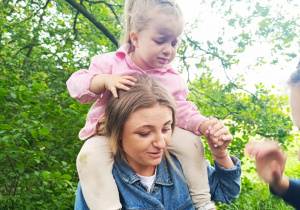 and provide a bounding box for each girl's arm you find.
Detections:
[66,55,110,104]
[67,54,136,104]
[204,127,241,204]
[171,78,208,135]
